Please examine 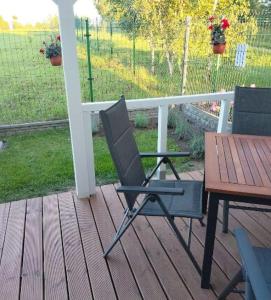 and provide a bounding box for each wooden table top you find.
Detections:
[205,132,271,199]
